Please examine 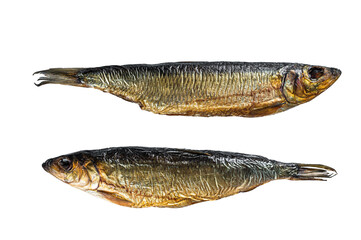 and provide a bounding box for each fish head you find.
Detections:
[282,64,341,104]
[42,153,100,191]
